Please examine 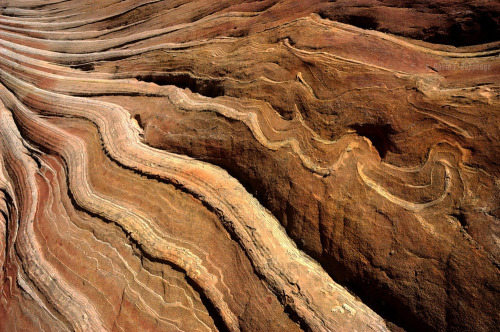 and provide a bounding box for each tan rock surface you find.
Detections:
[0,1,498,331]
